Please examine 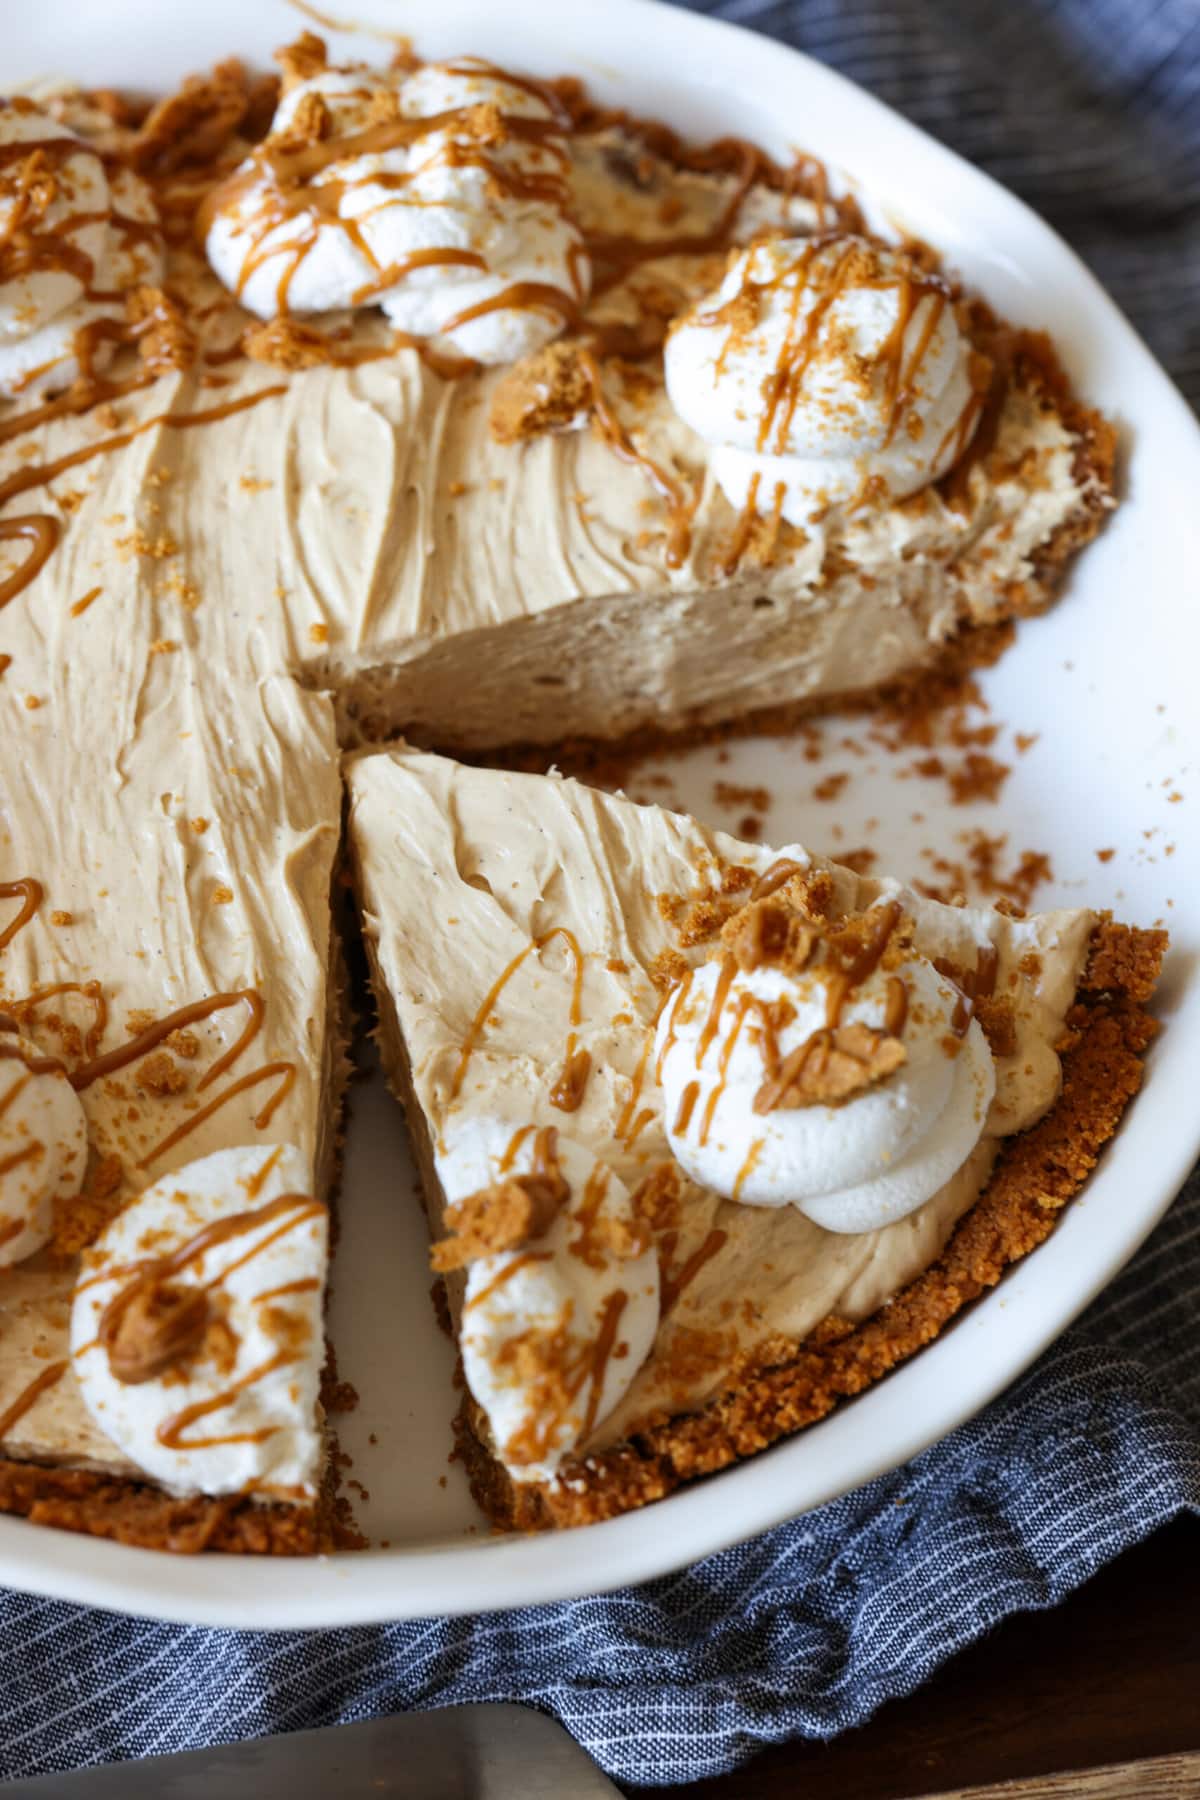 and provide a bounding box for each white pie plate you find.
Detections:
[3,0,1198,1629]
